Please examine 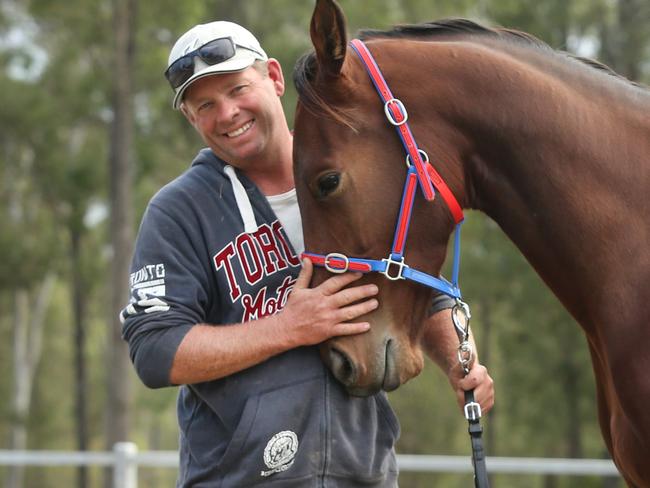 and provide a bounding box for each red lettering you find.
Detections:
[242,287,267,321]
[264,296,278,316]
[241,277,296,322]
[236,234,263,284]
[254,224,288,274]
[213,243,241,301]
[276,276,296,309]
[272,221,301,266]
